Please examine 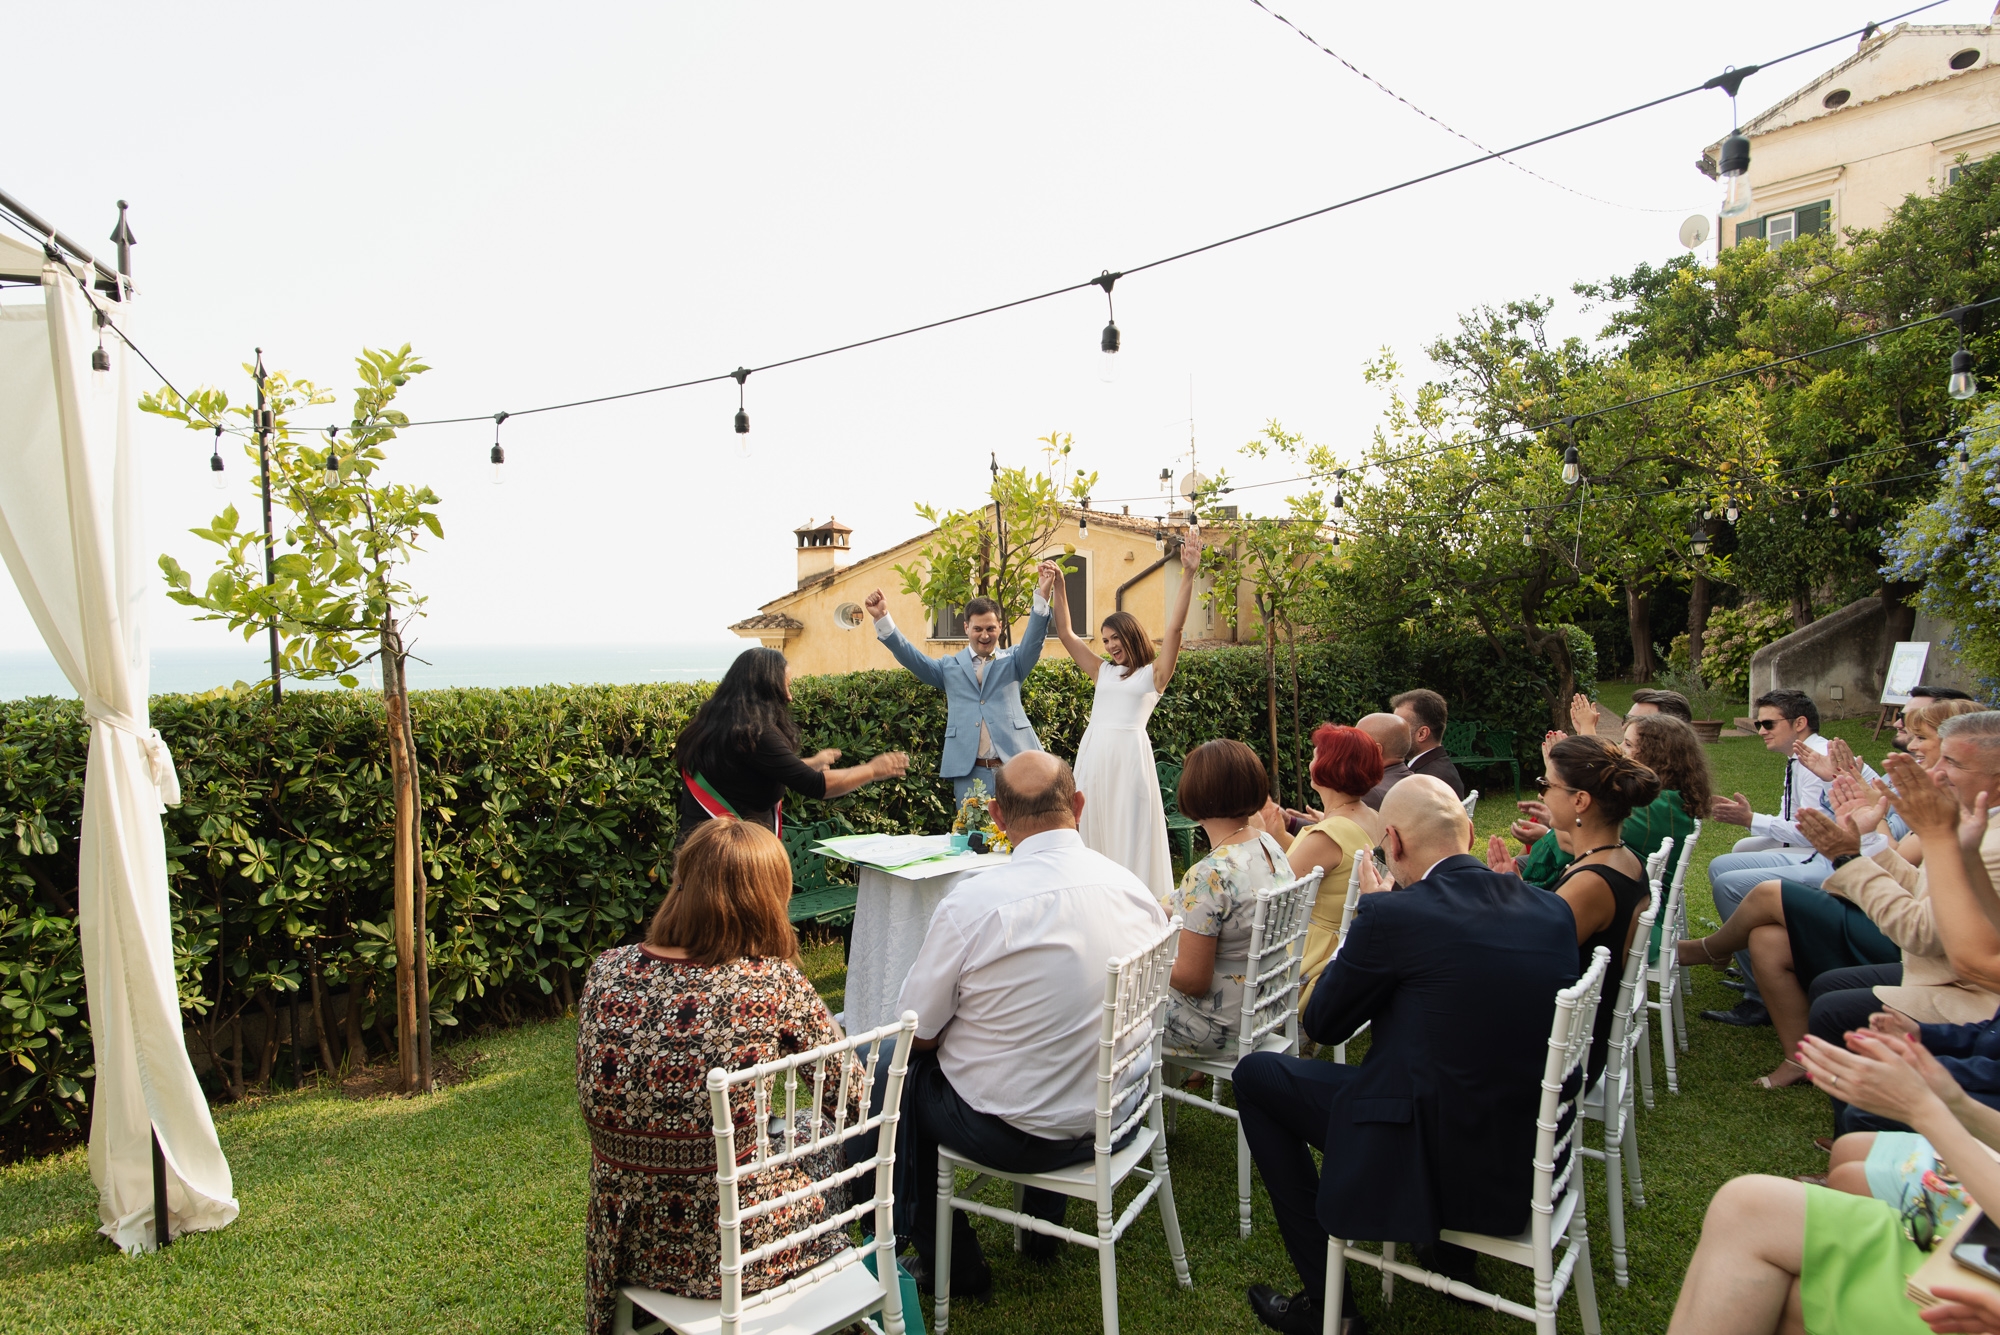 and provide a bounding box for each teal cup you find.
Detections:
[949,833,971,853]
